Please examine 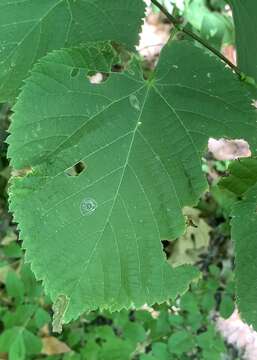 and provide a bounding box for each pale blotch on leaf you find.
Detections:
[129,94,140,111]
[88,72,104,84]
[80,198,98,216]
[11,167,32,178]
[52,294,69,333]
